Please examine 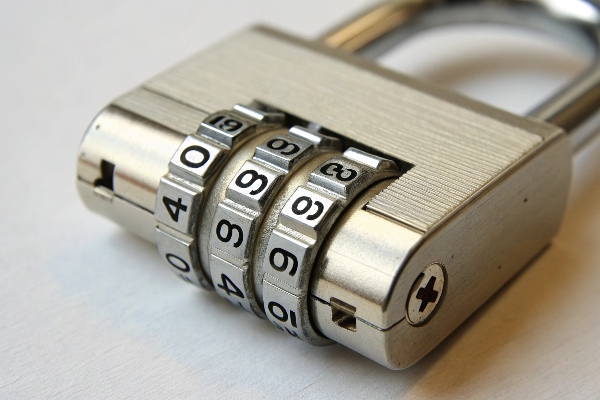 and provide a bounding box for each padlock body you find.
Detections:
[77,26,571,369]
